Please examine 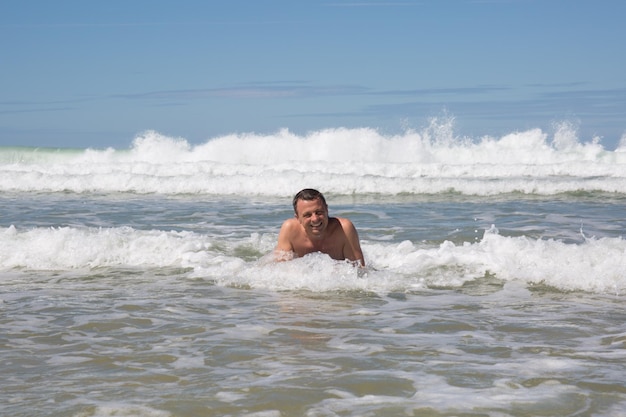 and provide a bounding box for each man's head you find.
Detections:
[292,189,329,238]
[292,188,327,215]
